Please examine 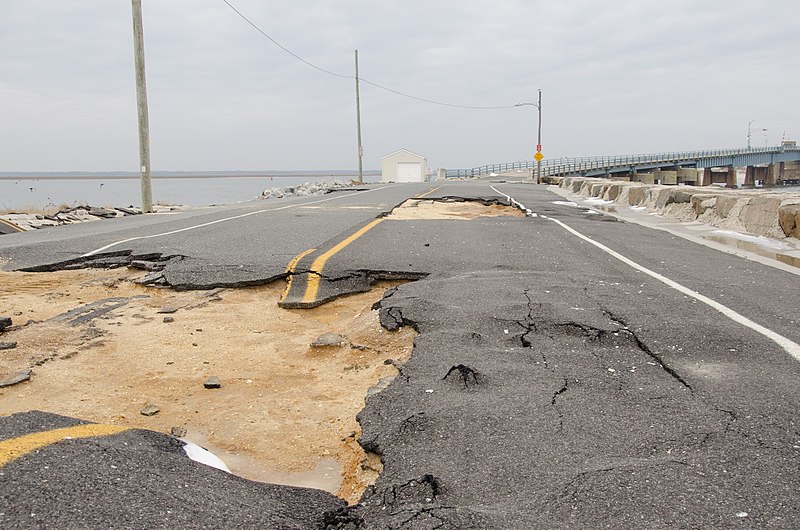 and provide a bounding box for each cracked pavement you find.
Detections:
[2,179,800,528]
